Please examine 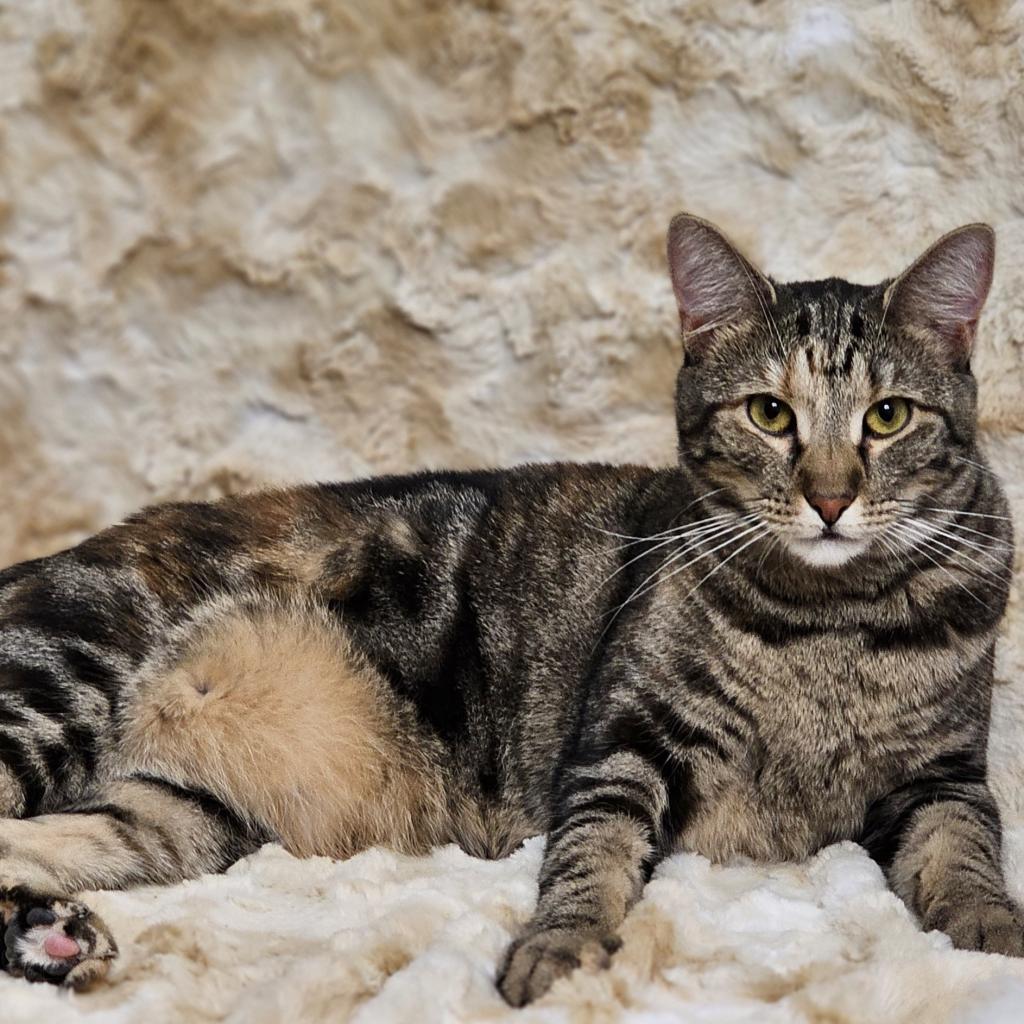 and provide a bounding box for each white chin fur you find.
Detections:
[786,536,871,567]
